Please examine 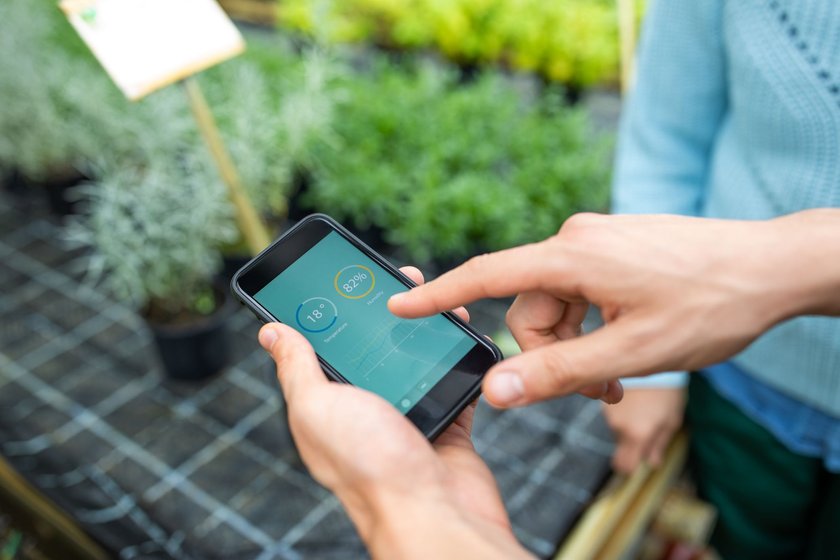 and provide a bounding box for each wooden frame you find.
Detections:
[0,455,108,560]
[556,432,689,560]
